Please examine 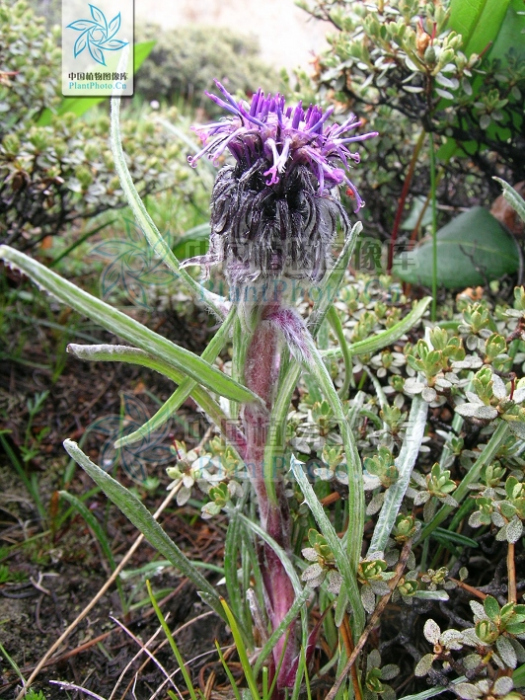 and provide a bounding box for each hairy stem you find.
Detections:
[241,309,297,692]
